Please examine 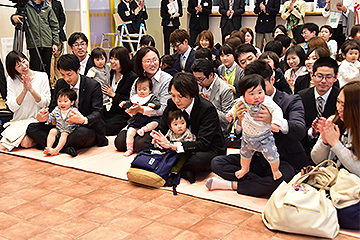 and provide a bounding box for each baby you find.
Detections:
[226,74,284,180]
[120,77,161,156]
[163,110,196,173]
[87,47,111,106]
[44,88,80,156]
